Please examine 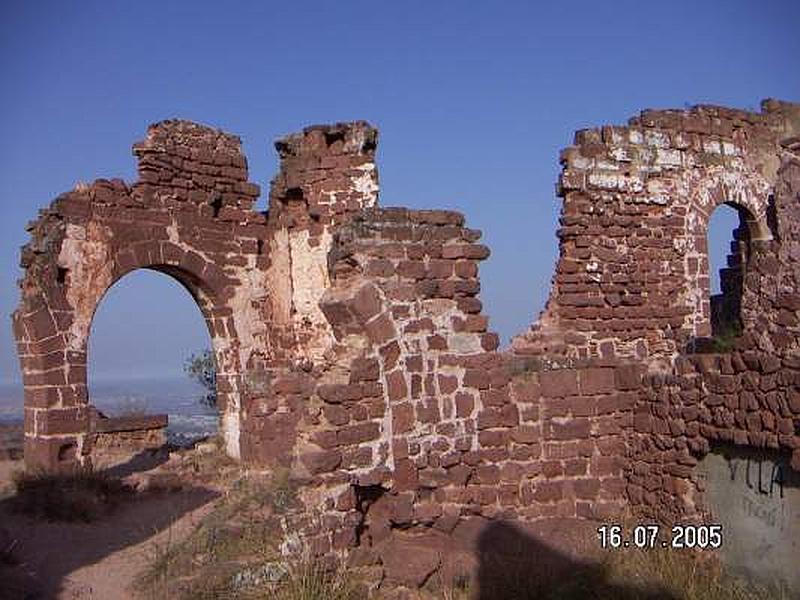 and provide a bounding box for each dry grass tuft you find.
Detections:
[136,470,304,599]
[10,468,132,522]
[597,546,787,600]
[271,559,364,600]
[442,545,785,600]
